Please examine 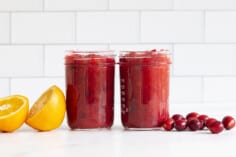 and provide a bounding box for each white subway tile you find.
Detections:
[204,77,236,102]
[45,0,108,10]
[206,12,236,42]
[110,0,173,10]
[12,13,75,44]
[11,78,64,105]
[174,0,236,10]
[233,50,236,75]
[0,13,9,43]
[109,44,172,51]
[76,12,139,43]
[174,44,235,76]
[0,0,42,11]
[141,12,204,43]
[0,46,43,77]
[45,45,108,76]
[0,79,9,97]
[170,103,236,118]
[170,77,202,103]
